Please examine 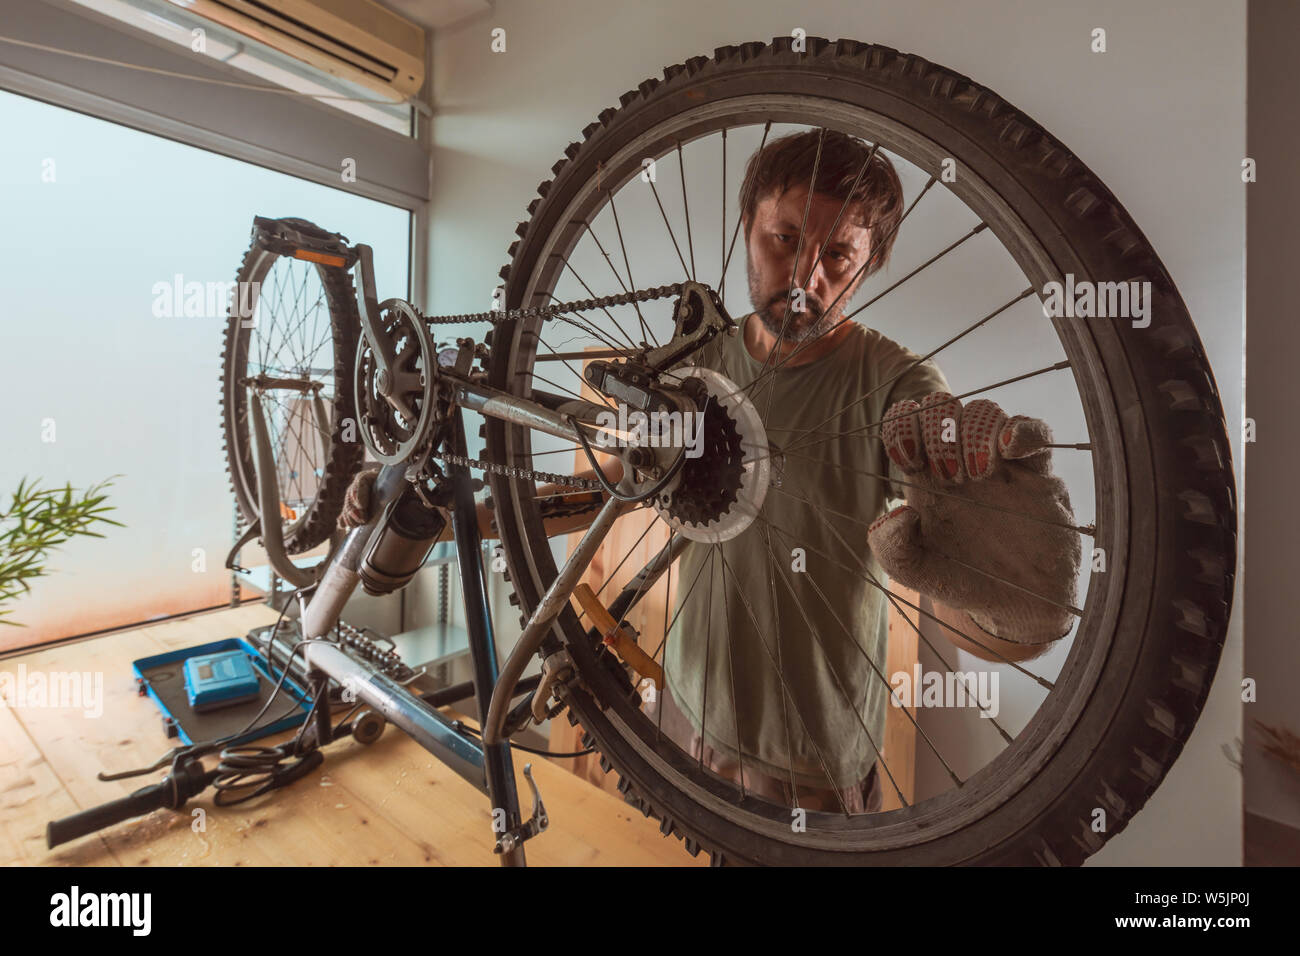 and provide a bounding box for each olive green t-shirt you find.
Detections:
[664,315,949,788]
